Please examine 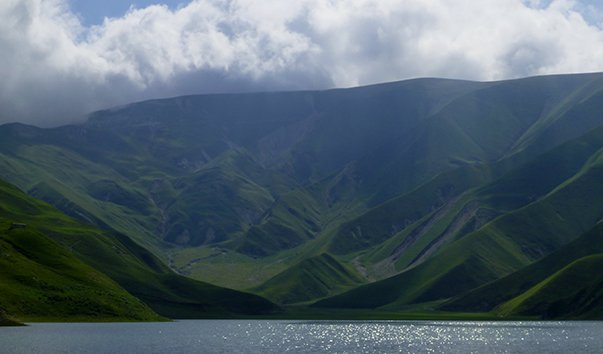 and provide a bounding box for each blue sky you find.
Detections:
[69,0,603,26]
[69,0,185,24]
[3,0,603,126]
